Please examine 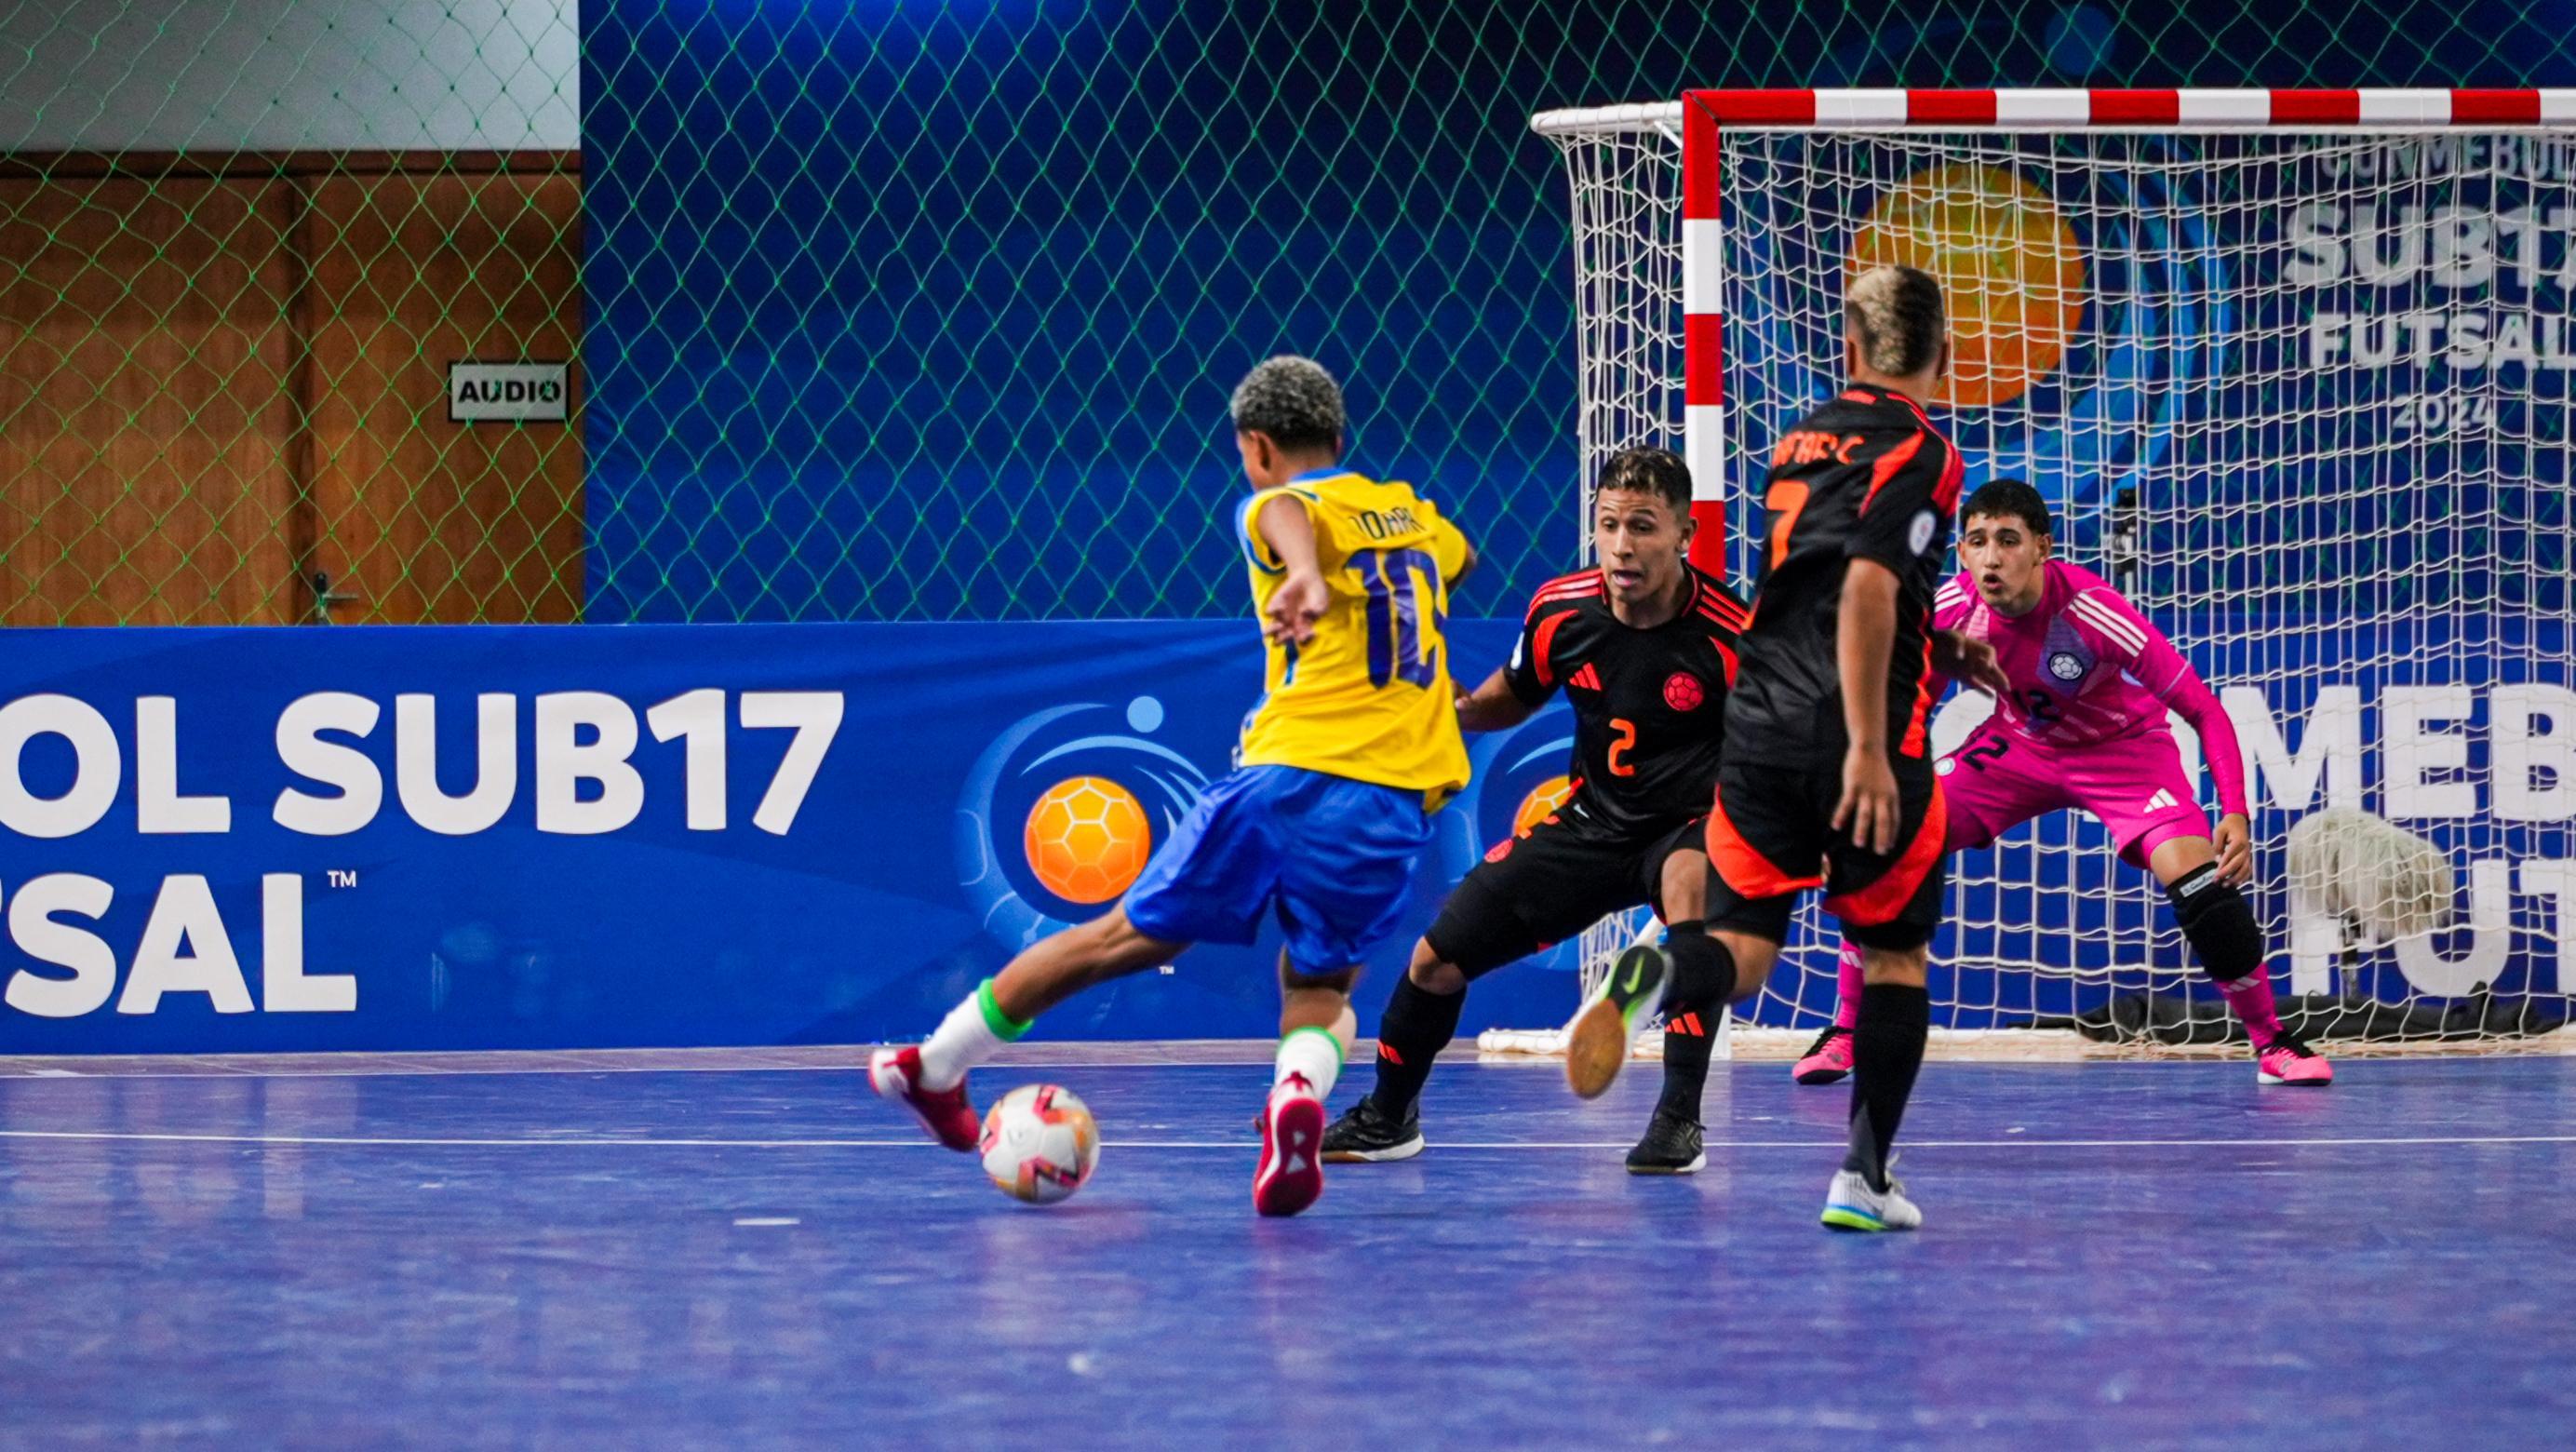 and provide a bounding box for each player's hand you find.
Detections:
[1265,570,1330,647]
[2213,813,2253,886]
[1831,744,1902,854]
[1934,629,2011,698]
